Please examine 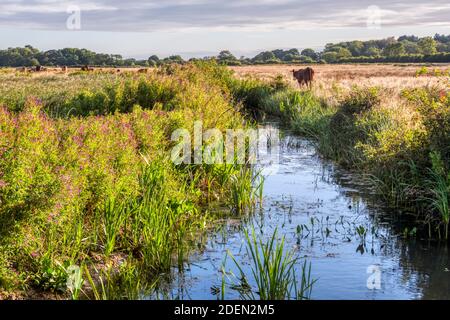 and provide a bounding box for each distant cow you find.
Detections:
[292,67,315,88]
[33,65,47,72]
[138,68,148,73]
[61,66,68,72]
[81,65,94,71]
